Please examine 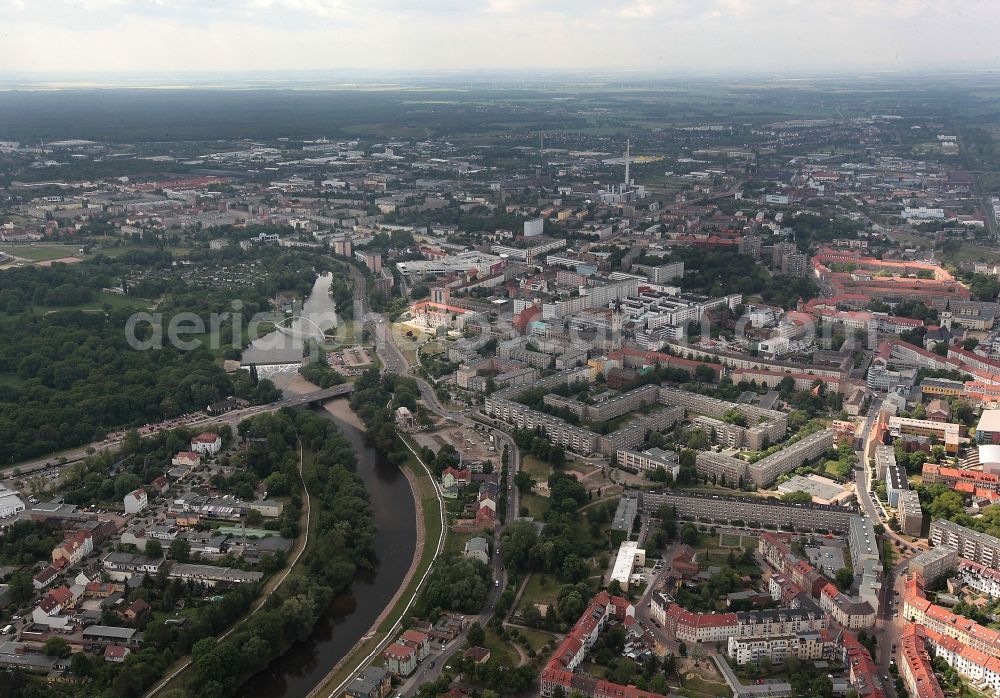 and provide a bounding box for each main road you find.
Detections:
[855,396,924,696]
[348,264,523,694]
